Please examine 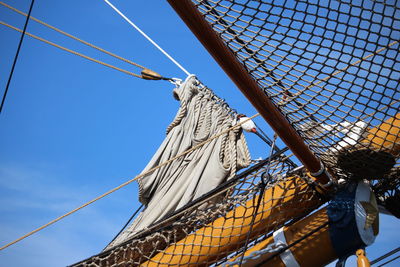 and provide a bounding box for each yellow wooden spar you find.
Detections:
[362,112,400,155]
[226,179,380,267]
[141,177,323,266]
[226,207,336,267]
[356,249,371,267]
[140,113,400,266]
[337,113,400,180]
